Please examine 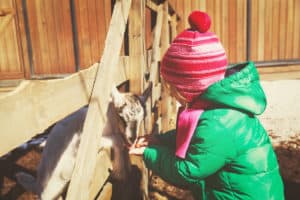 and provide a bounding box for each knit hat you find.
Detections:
[161,10,228,102]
